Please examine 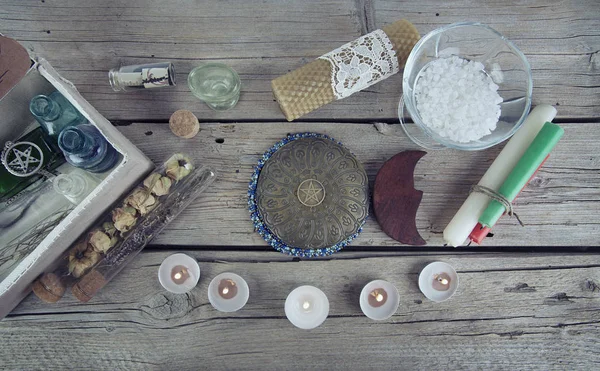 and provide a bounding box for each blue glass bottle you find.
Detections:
[58,124,119,173]
[30,91,88,149]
